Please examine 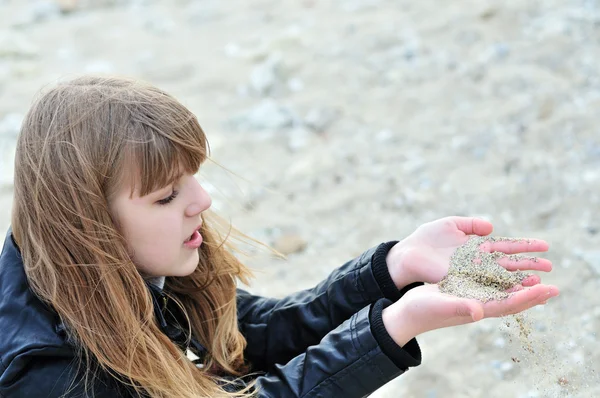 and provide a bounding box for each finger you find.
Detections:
[438,296,485,324]
[496,256,553,272]
[520,274,541,286]
[480,239,549,254]
[504,275,542,291]
[465,300,484,322]
[451,217,494,236]
[483,284,559,317]
[507,285,559,313]
[505,285,523,293]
